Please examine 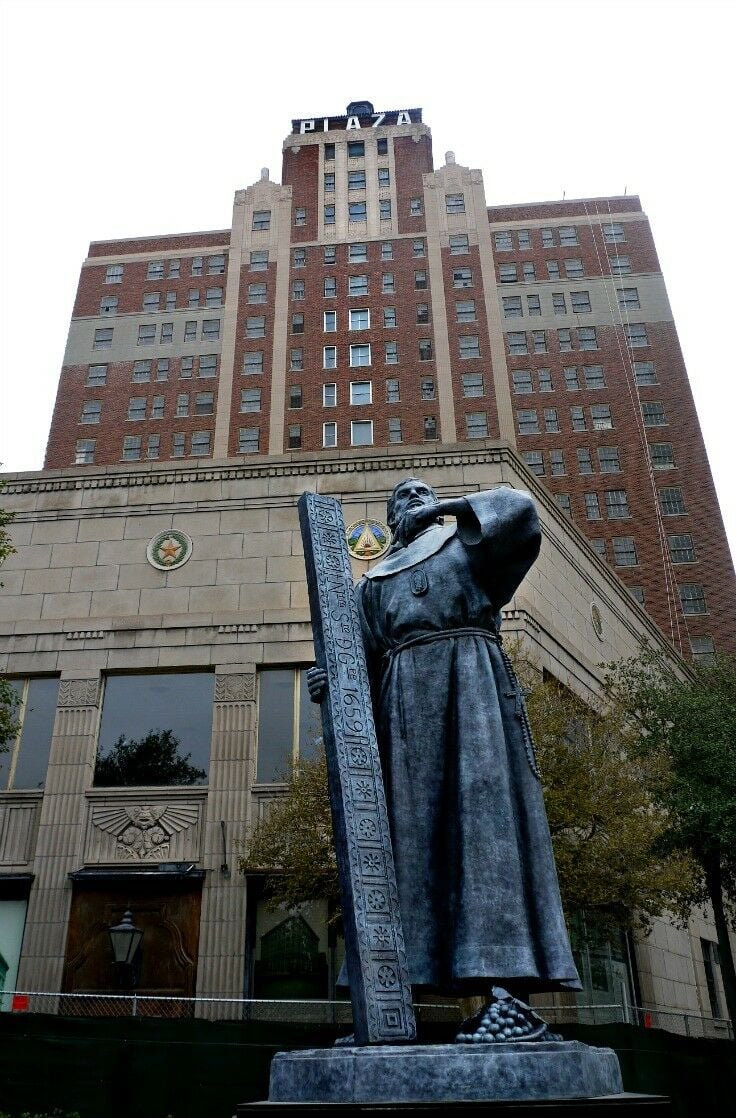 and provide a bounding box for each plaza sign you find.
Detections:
[292,108,422,135]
